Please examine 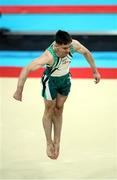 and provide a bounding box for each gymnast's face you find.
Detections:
[54,43,72,58]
